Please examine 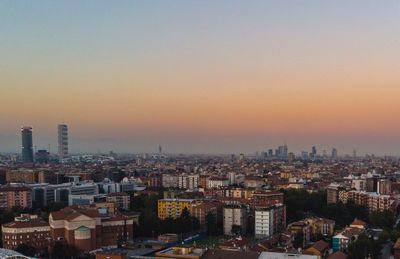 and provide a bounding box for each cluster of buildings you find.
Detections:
[3,132,400,258]
[2,205,135,253]
[327,172,398,212]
